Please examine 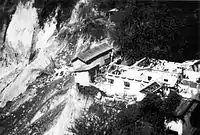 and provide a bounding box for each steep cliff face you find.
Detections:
[0,0,108,134]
